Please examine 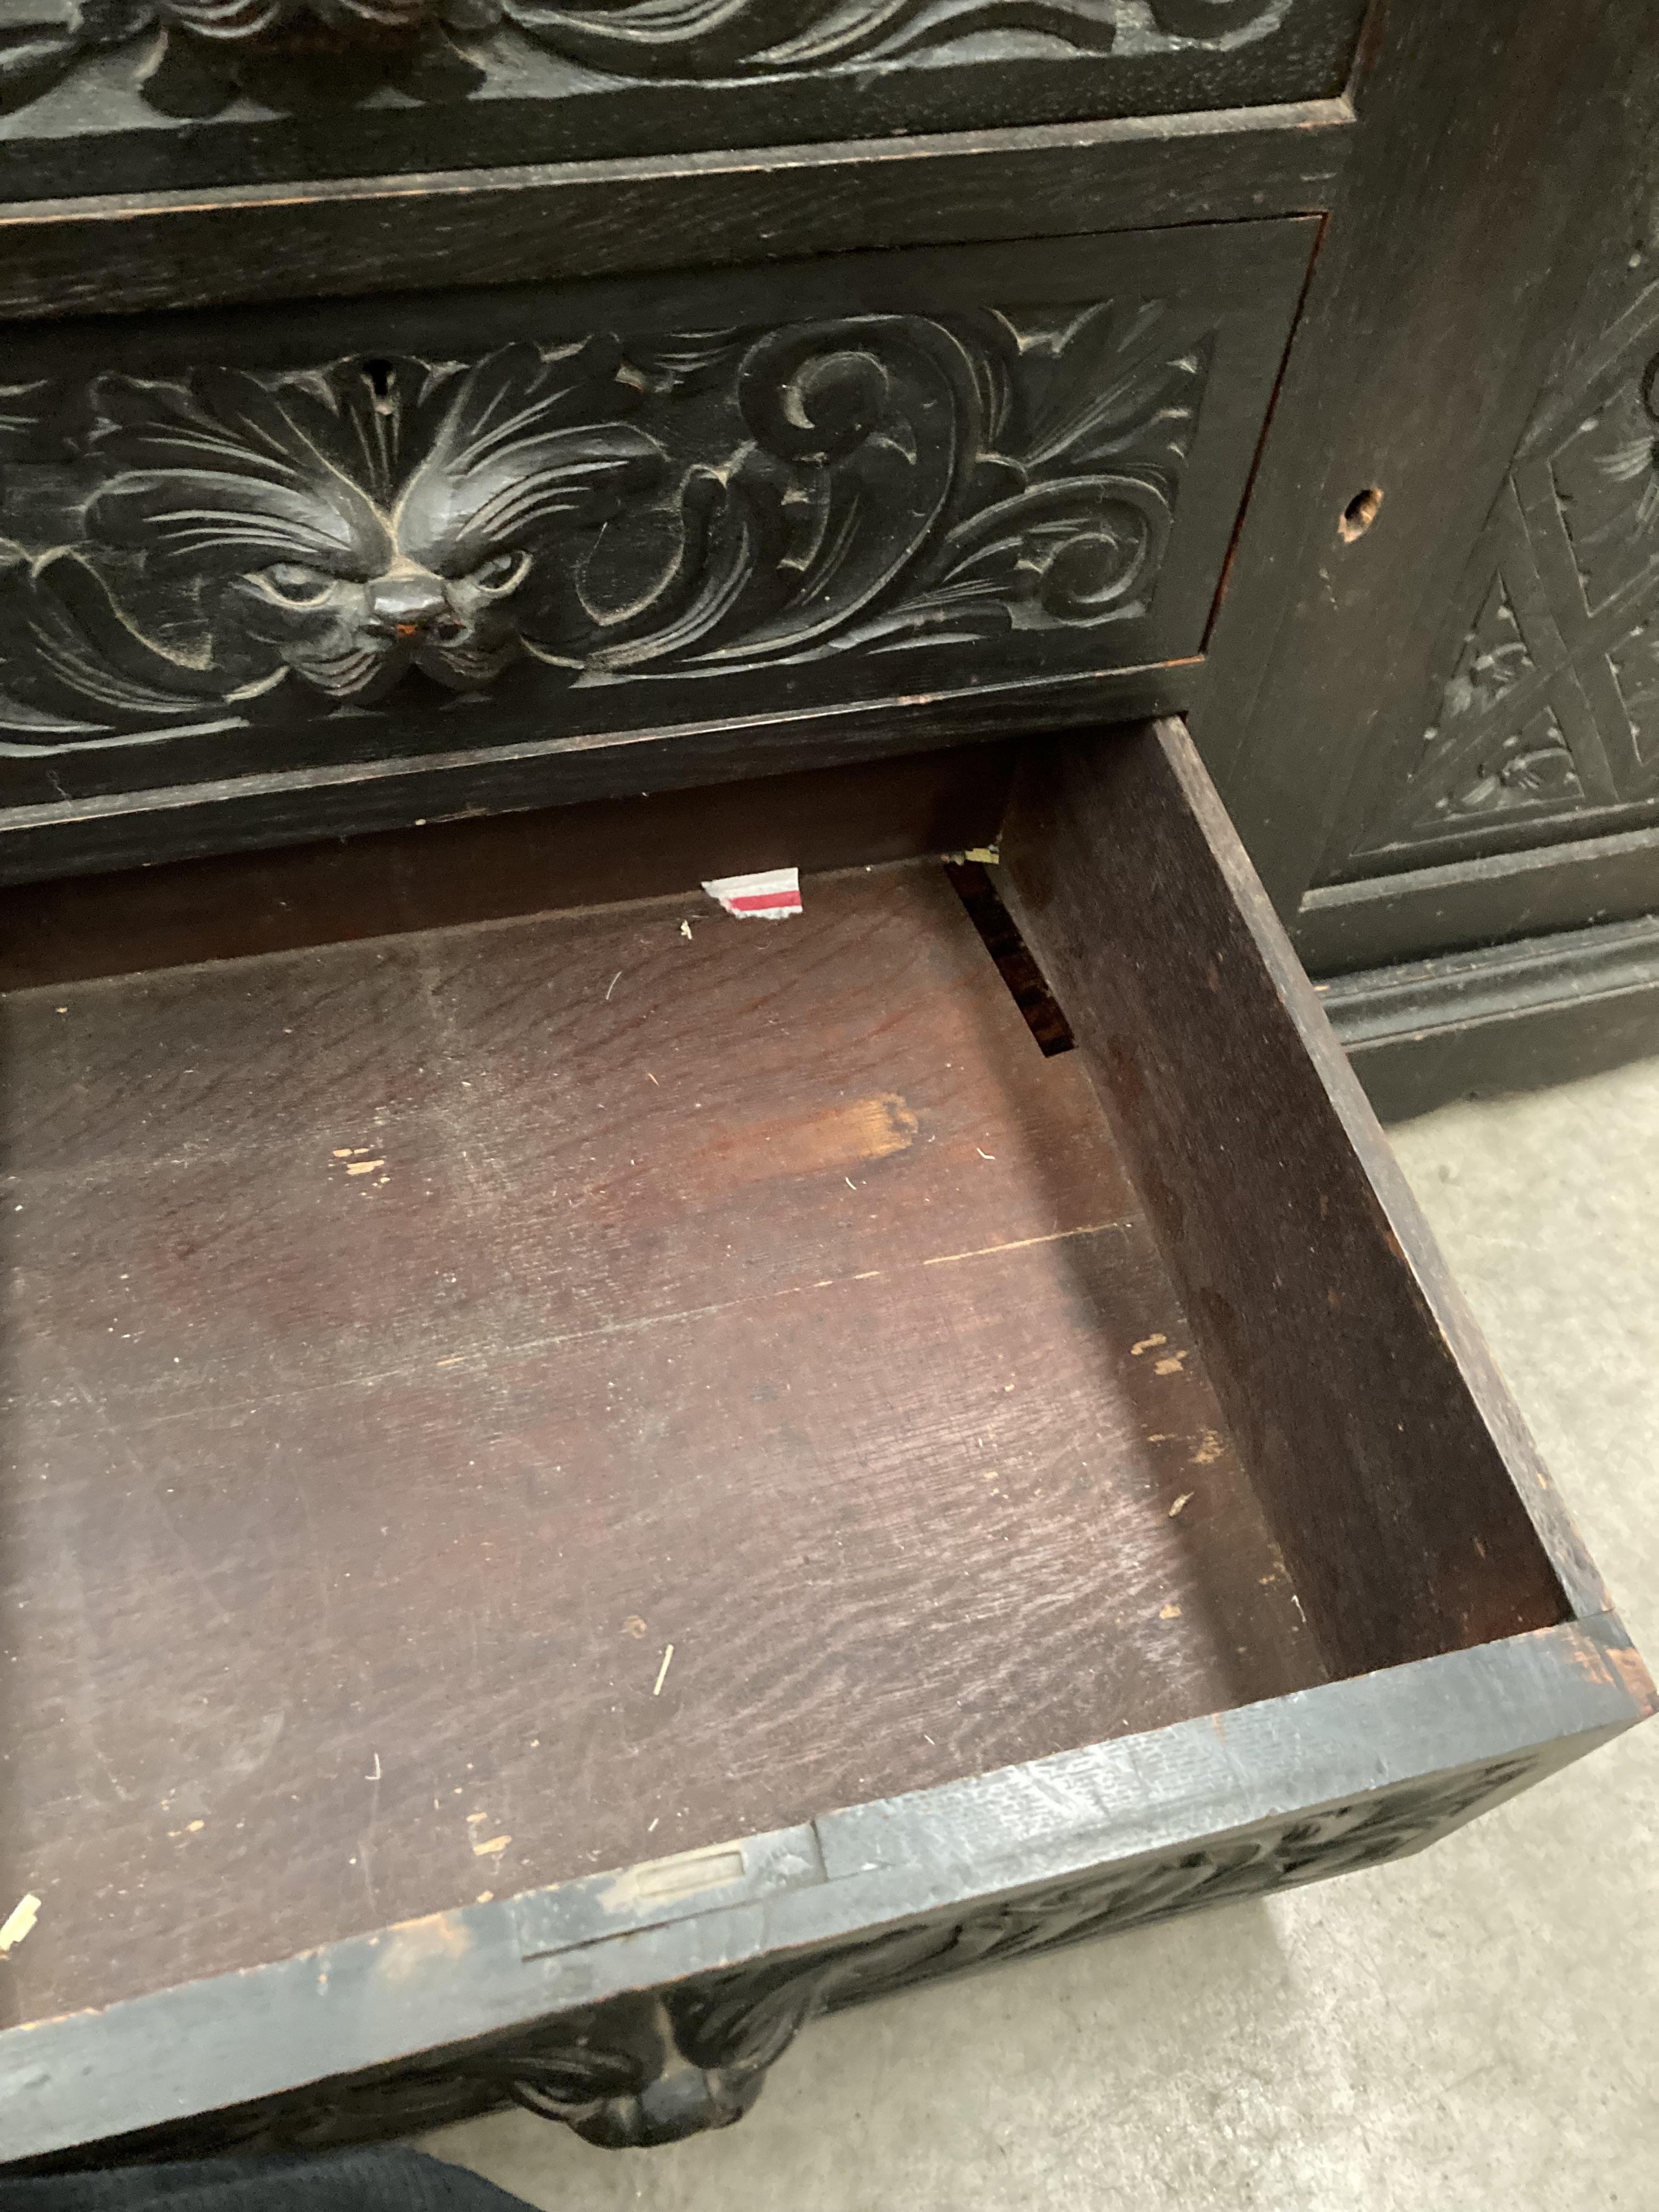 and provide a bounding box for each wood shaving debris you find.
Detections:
[471,1834,512,1857]
[647,1072,660,1085]
[606,971,622,1000]
[346,1160,385,1176]
[652,1643,675,1696]
[1190,1430,1223,1465]
[680,922,693,940]
[976,1148,996,1160]
[1154,1353,1187,1375]
[1168,1493,1194,1517]
[845,1177,857,1190]
[331,1149,353,1160]
[476,1891,494,1904]
[0,1894,40,1954]
[1159,1602,1183,1620]
[465,1811,489,1825]
[622,1615,648,1638]
[1130,1334,1167,1357]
